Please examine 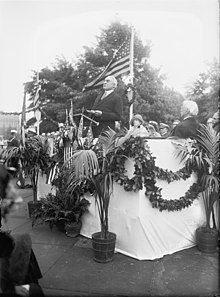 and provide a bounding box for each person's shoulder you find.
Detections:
[112,91,122,99]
